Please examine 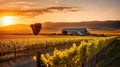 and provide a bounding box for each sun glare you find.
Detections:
[2,16,15,26]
